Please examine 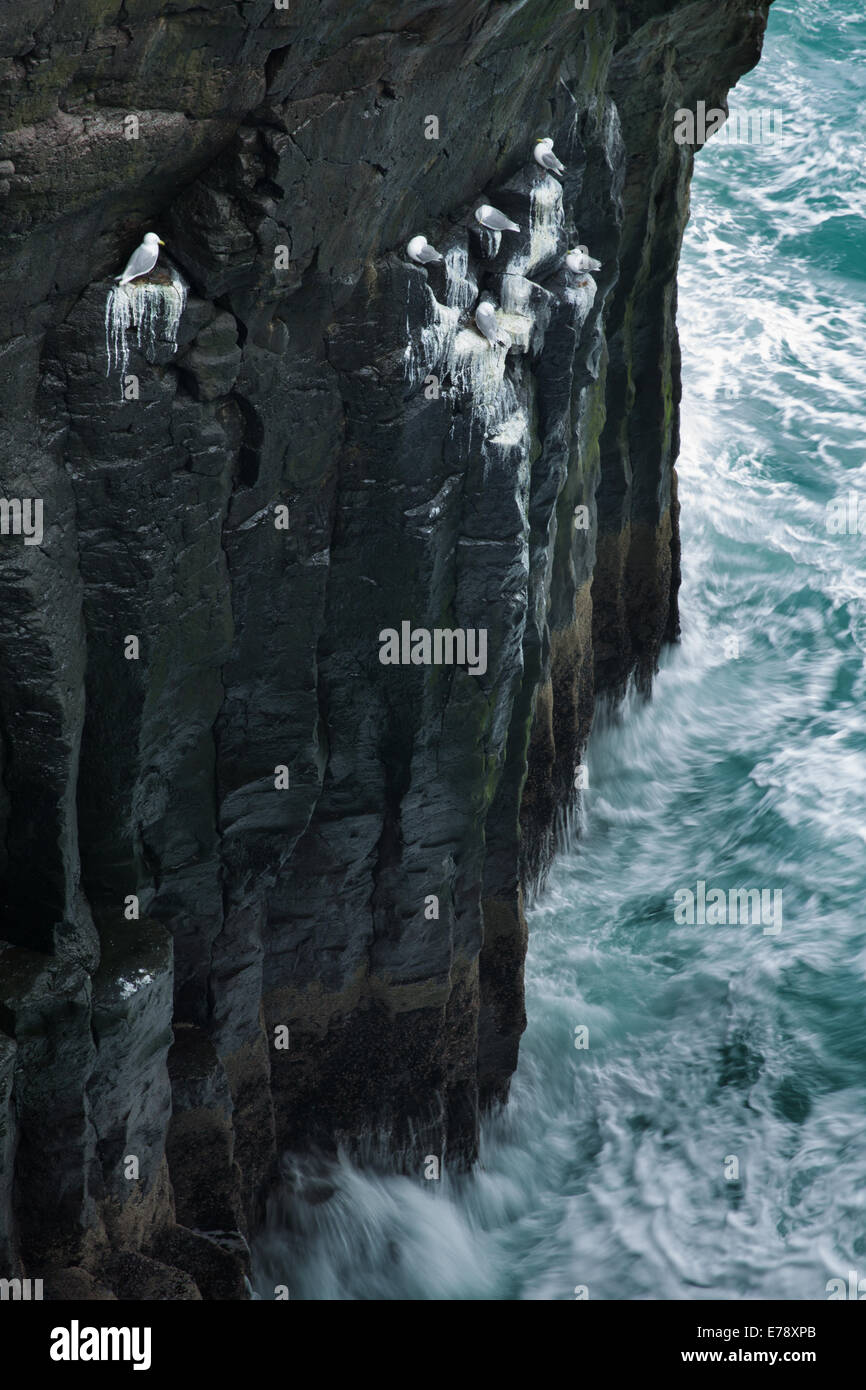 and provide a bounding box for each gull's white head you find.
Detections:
[535,137,554,149]
[143,232,165,247]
